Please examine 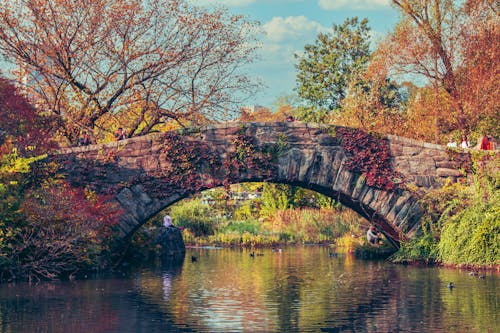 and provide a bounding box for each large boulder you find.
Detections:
[156,227,186,259]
